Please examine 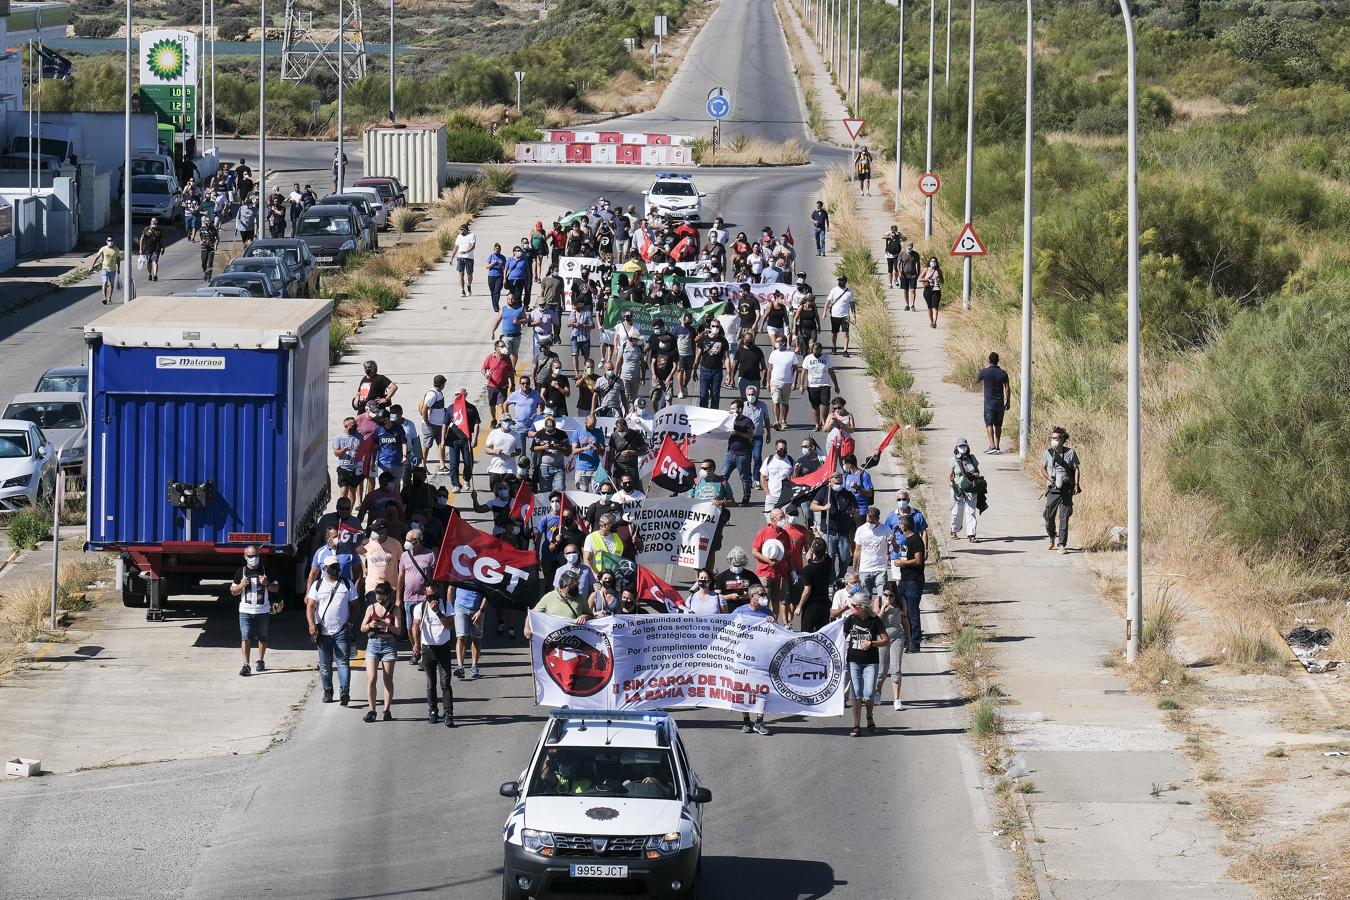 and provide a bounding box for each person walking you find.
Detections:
[453,223,477,296]
[360,582,402,722]
[138,218,165,282]
[976,352,1012,454]
[920,256,944,329]
[231,545,278,676]
[899,243,921,311]
[736,588,775,735]
[419,375,449,474]
[397,528,436,662]
[686,571,726,614]
[842,594,889,735]
[198,216,220,283]
[486,243,507,313]
[811,200,829,256]
[445,390,481,490]
[524,572,590,639]
[237,195,258,246]
[767,335,798,430]
[875,584,907,710]
[852,507,890,600]
[414,583,456,727]
[883,226,906,289]
[948,438,983,542]
[812,470,857,578]
[855,147,873,196]
[800,342,840,432]
[451,583,487,679]
[1040,427,1083,554]
[797,537,834,632]
[307,555,356,705]
[722,400,757,506]
[827,276,855,357]
[94,236,123,304]
[267,191,288,240]
[693,319,729,409]
[892,514,926,652]
[752,508,793,623]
